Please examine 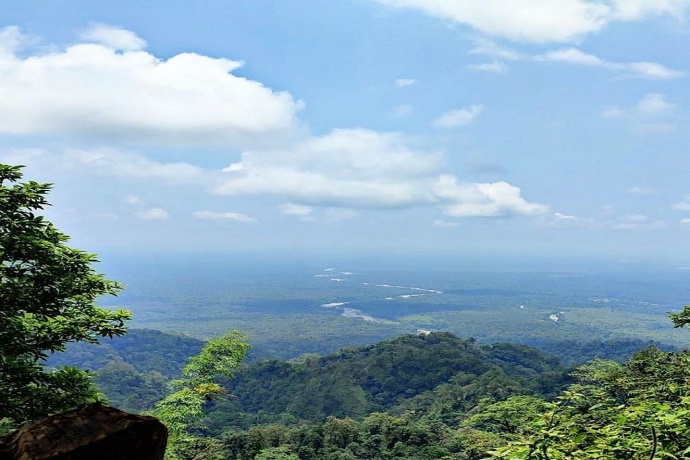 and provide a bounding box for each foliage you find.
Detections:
[489,347,690,459]
[204,332,567,432]
[0,164,131,427]
[45,329,205,412]
[670,305,690,329]
[151,330,250,460]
